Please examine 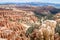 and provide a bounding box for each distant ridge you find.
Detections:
[0,2,60,8]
